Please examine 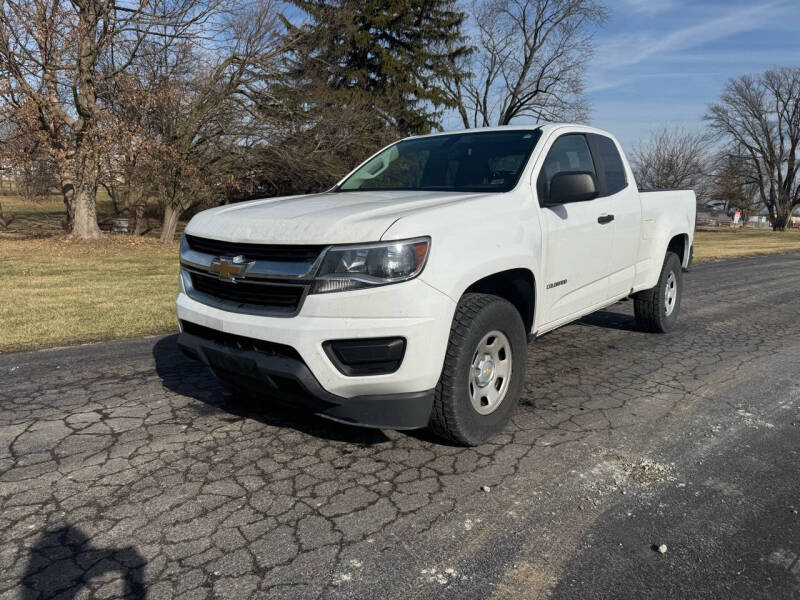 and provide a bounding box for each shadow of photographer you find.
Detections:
[20,525,146,599]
